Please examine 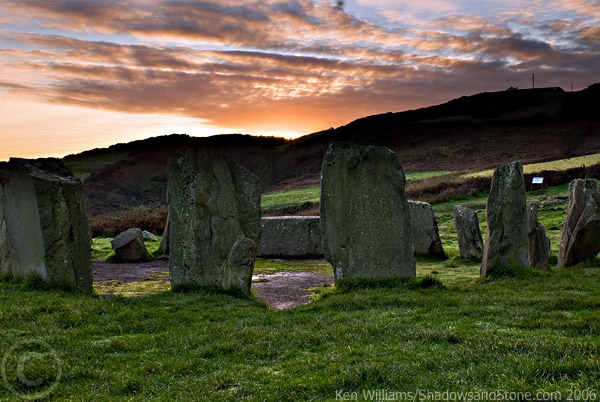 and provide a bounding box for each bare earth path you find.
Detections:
[92,260,333,309]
